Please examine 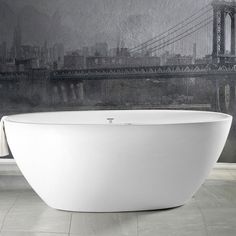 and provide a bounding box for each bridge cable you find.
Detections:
[136,16,212,54]
[129,8,212,54]
[129,3,211,53]
[147,19,213,54]
[148,18,212,53]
